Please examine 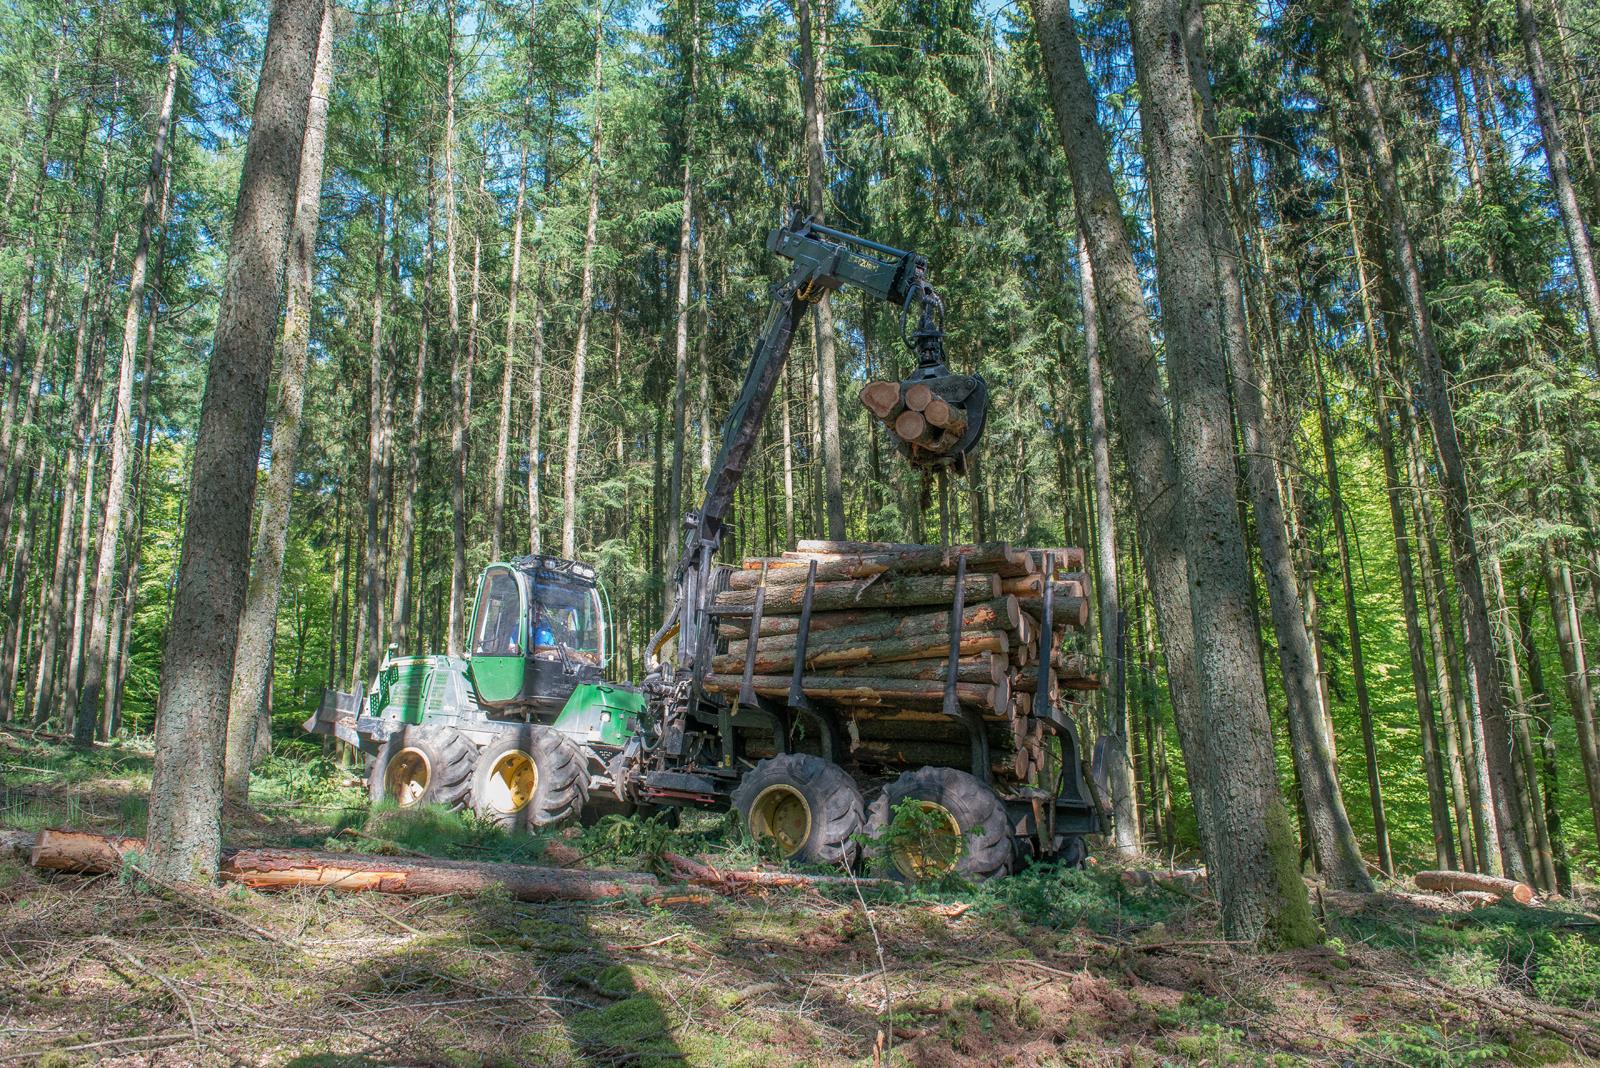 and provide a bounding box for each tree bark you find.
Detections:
[70,12,183,743]
[1516,584,1571,892]
[1339,0,1531,881]
[1027,0,1212,866]
[392,165,433,654]
[443,0,468,657]
[796,0,844,539]
[1514,0,1600,370]
[561,4,603,559]
[665,13,698,570]
[1310,336,1392,876]
[223,0,334,803]
[143,0,323,883]
[1128,0,1315,945]
[1344,165,1456,870]
[1541,547,1600,852]
[28,829,658,901]
[490,151,527,561]
[1078,244,1139,857]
